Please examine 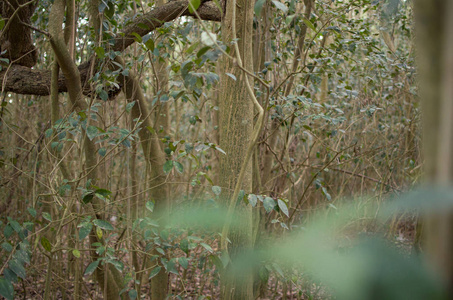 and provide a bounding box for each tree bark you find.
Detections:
[414,0,453,294]
[218,0,255,298]
[0,0,38,67]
